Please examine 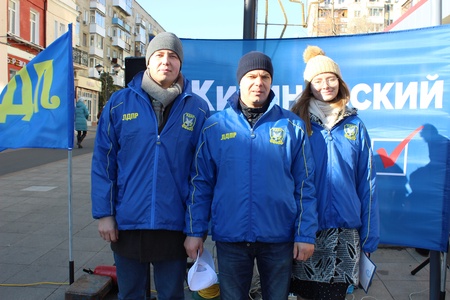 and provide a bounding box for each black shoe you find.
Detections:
[78,144,83,148]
